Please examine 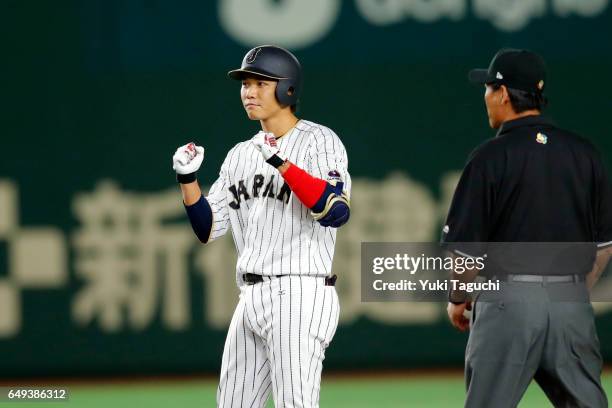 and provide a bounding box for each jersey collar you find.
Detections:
[275,119,302,141]
[496,115,555,137]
